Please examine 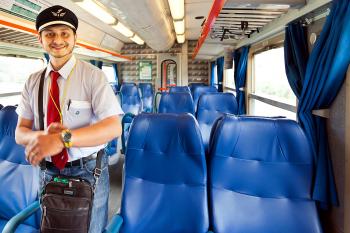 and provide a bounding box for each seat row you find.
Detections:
[0,108,322,233]
[106,113,323,233]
